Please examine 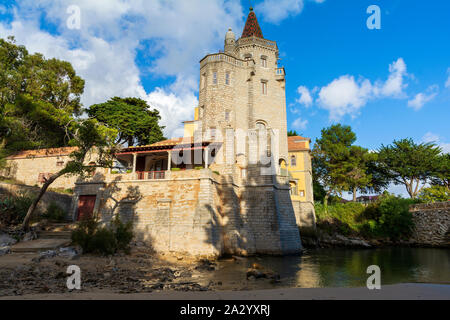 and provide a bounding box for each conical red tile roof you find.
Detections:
[241,8,263,39]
